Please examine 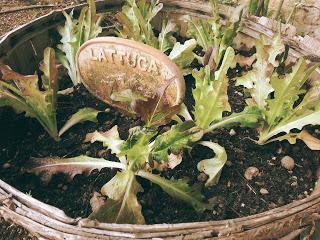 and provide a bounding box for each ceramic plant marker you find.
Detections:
[77,37,185,123]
